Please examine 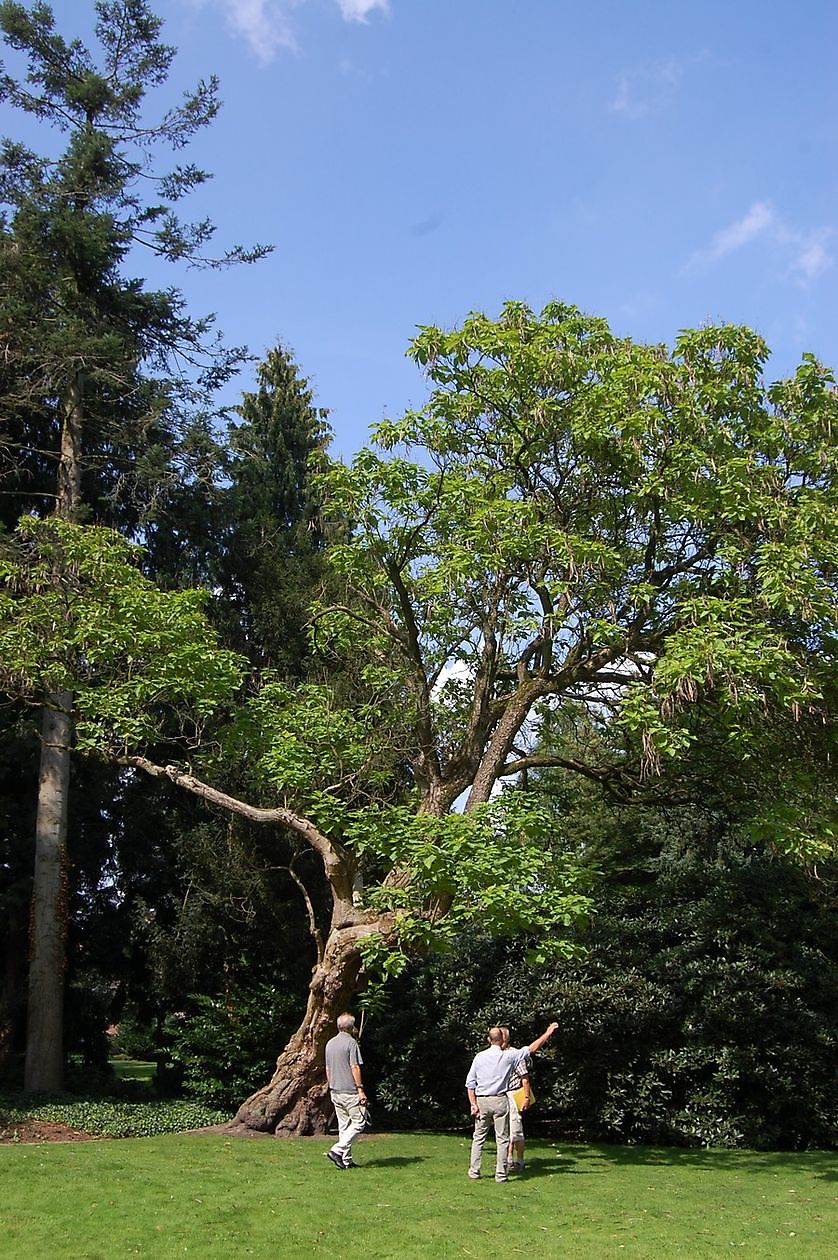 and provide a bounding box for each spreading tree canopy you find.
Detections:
[114,301,837,1135]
